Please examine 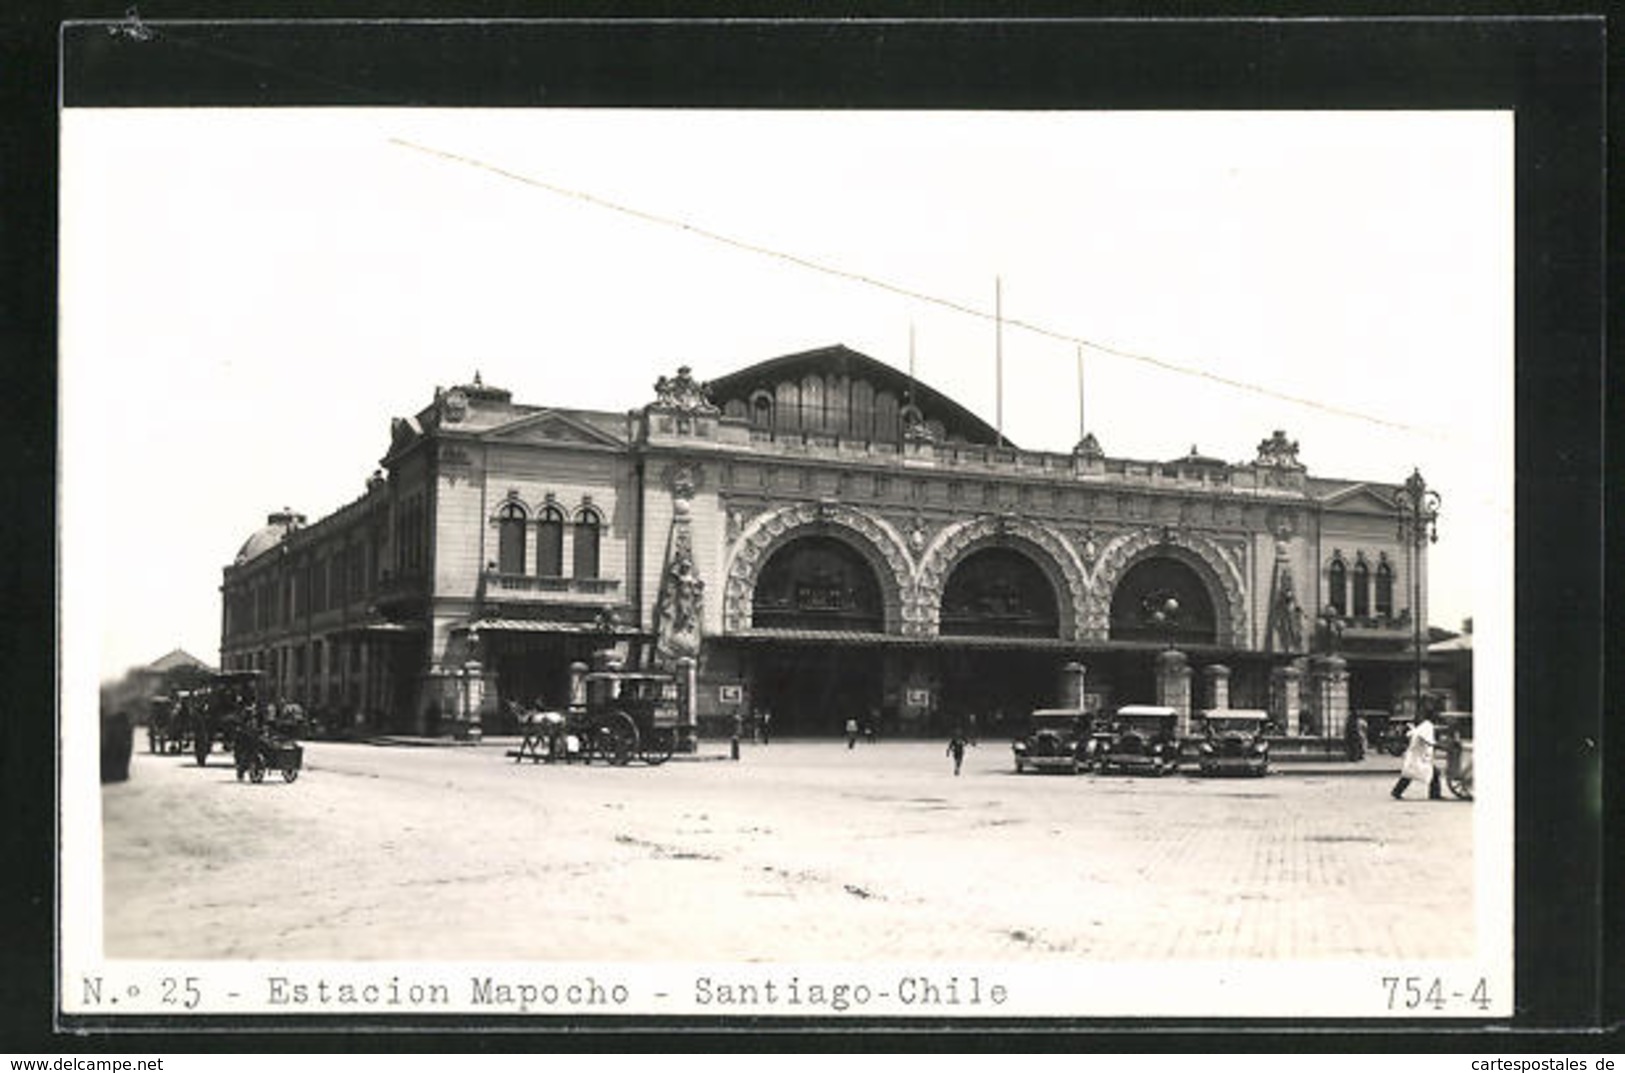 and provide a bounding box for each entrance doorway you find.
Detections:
[751,645,882,737]
[935,648,1059,739]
